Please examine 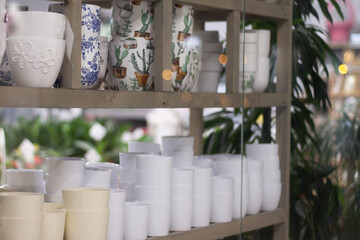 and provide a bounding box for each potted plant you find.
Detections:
[134,10,154,38]
[131,49,154,87]
[177,14,193,41]
[131,0,141,6]
[123,37,137,49]
[120,4,134,19]
[171,42,185,72]
[120,19,133,41]
[113,46,129,79]
[175,51,190,82]
[174,4,183,8]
